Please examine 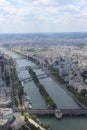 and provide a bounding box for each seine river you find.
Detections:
[1,47,87,130]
